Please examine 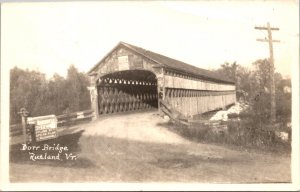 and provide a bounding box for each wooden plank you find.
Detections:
[165,75,172,88]
[178,89,183,113]
[177,89,181,111]
[184,78,188,89]
[187,90,191,116]
[193,91,197,115]
[10,124,22,131]
[194,80,197,89]
[160,100,188,123]
[198,92,201,114]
